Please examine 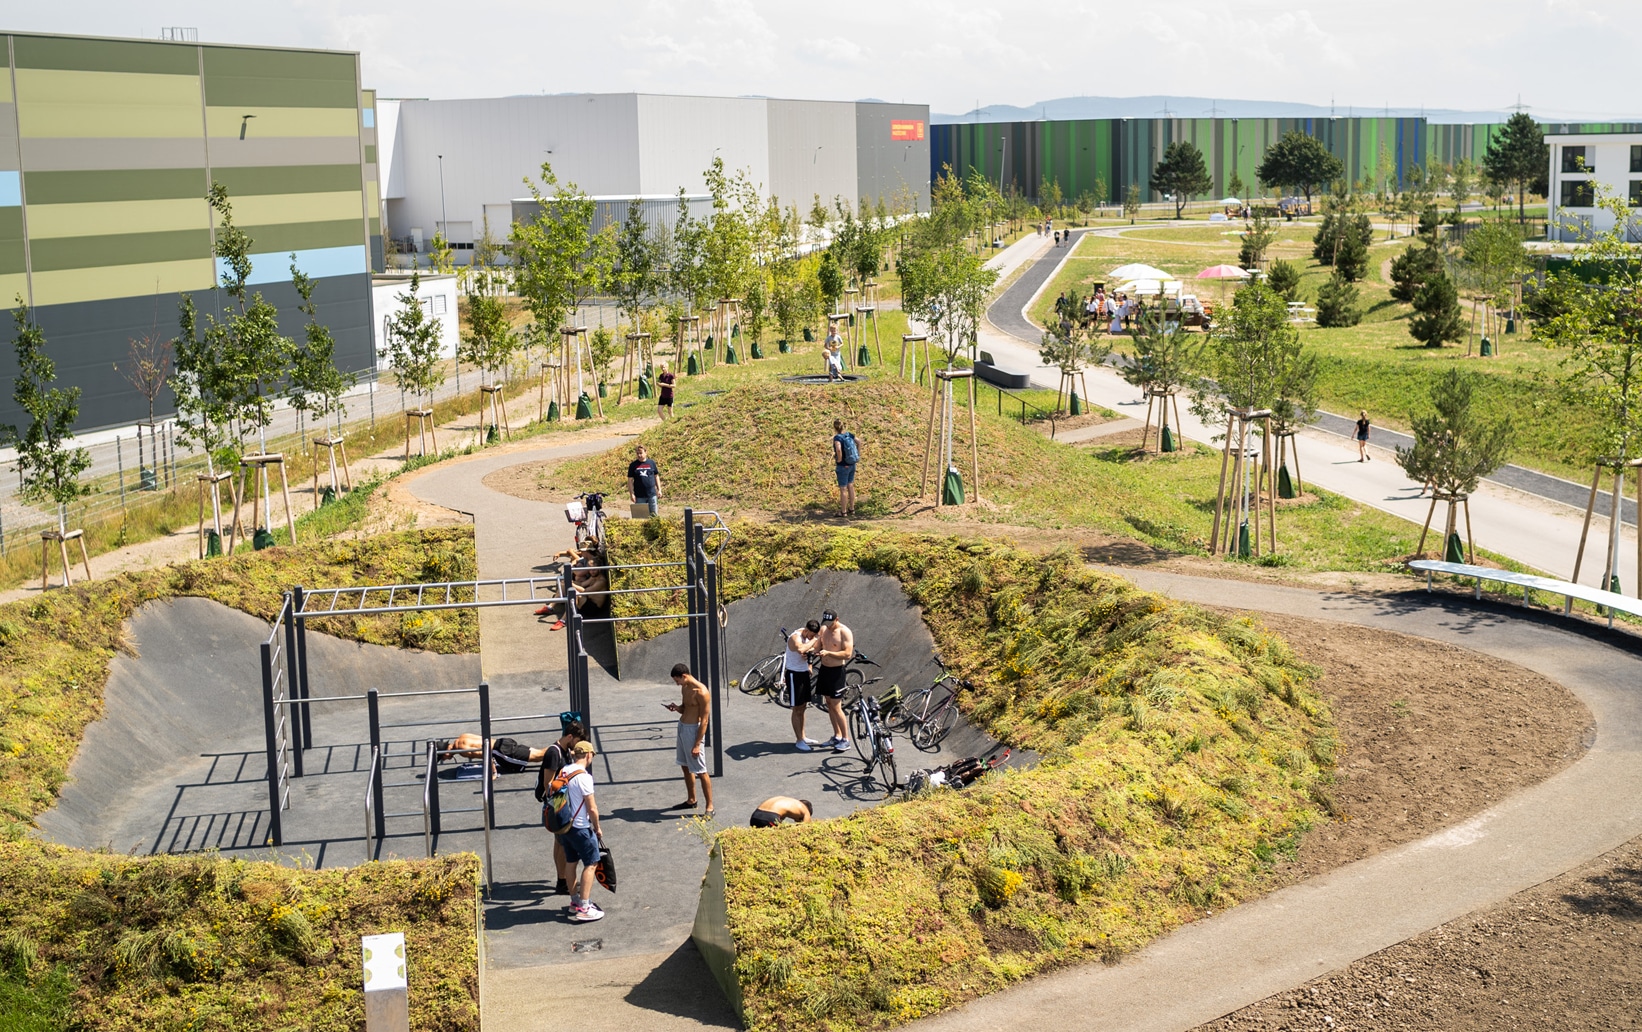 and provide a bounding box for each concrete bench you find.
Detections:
[1408,559,1642,629]
[974,360,1031,390]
